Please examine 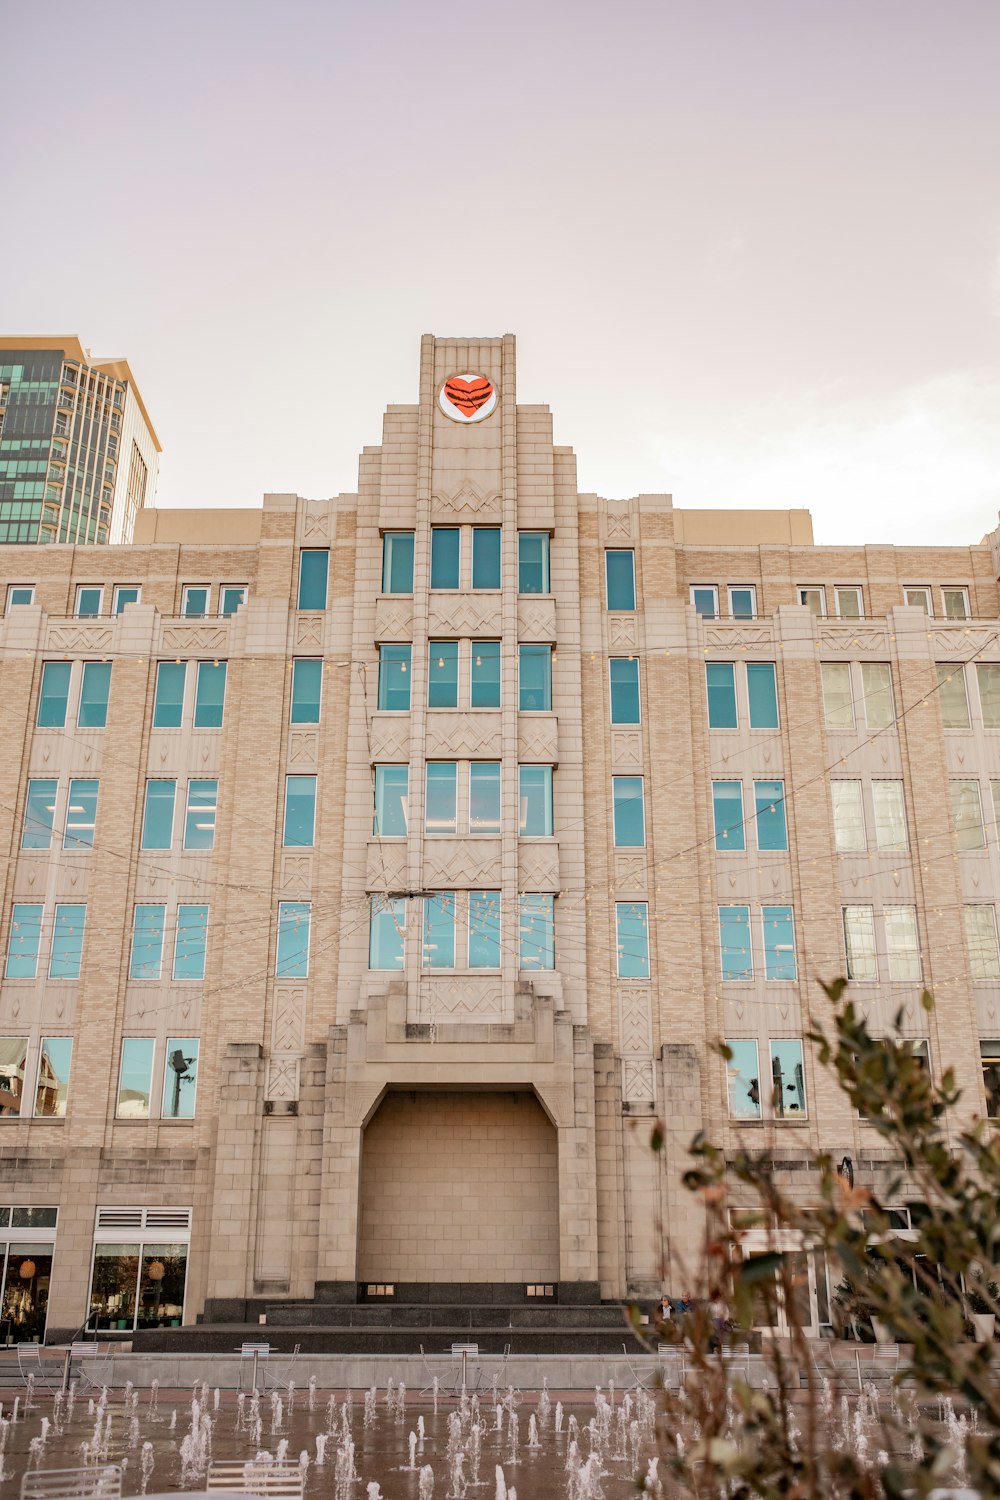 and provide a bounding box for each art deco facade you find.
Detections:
[0,337,159,547]
[0,333,998,1342]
